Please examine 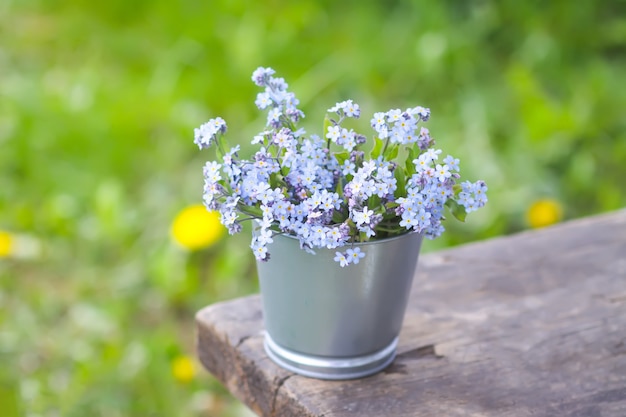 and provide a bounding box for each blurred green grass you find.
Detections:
[1,0,625,415]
